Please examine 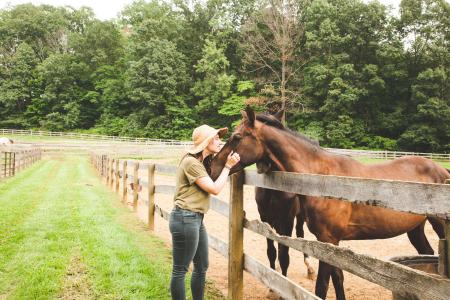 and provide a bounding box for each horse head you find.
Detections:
[209,107,280,179]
